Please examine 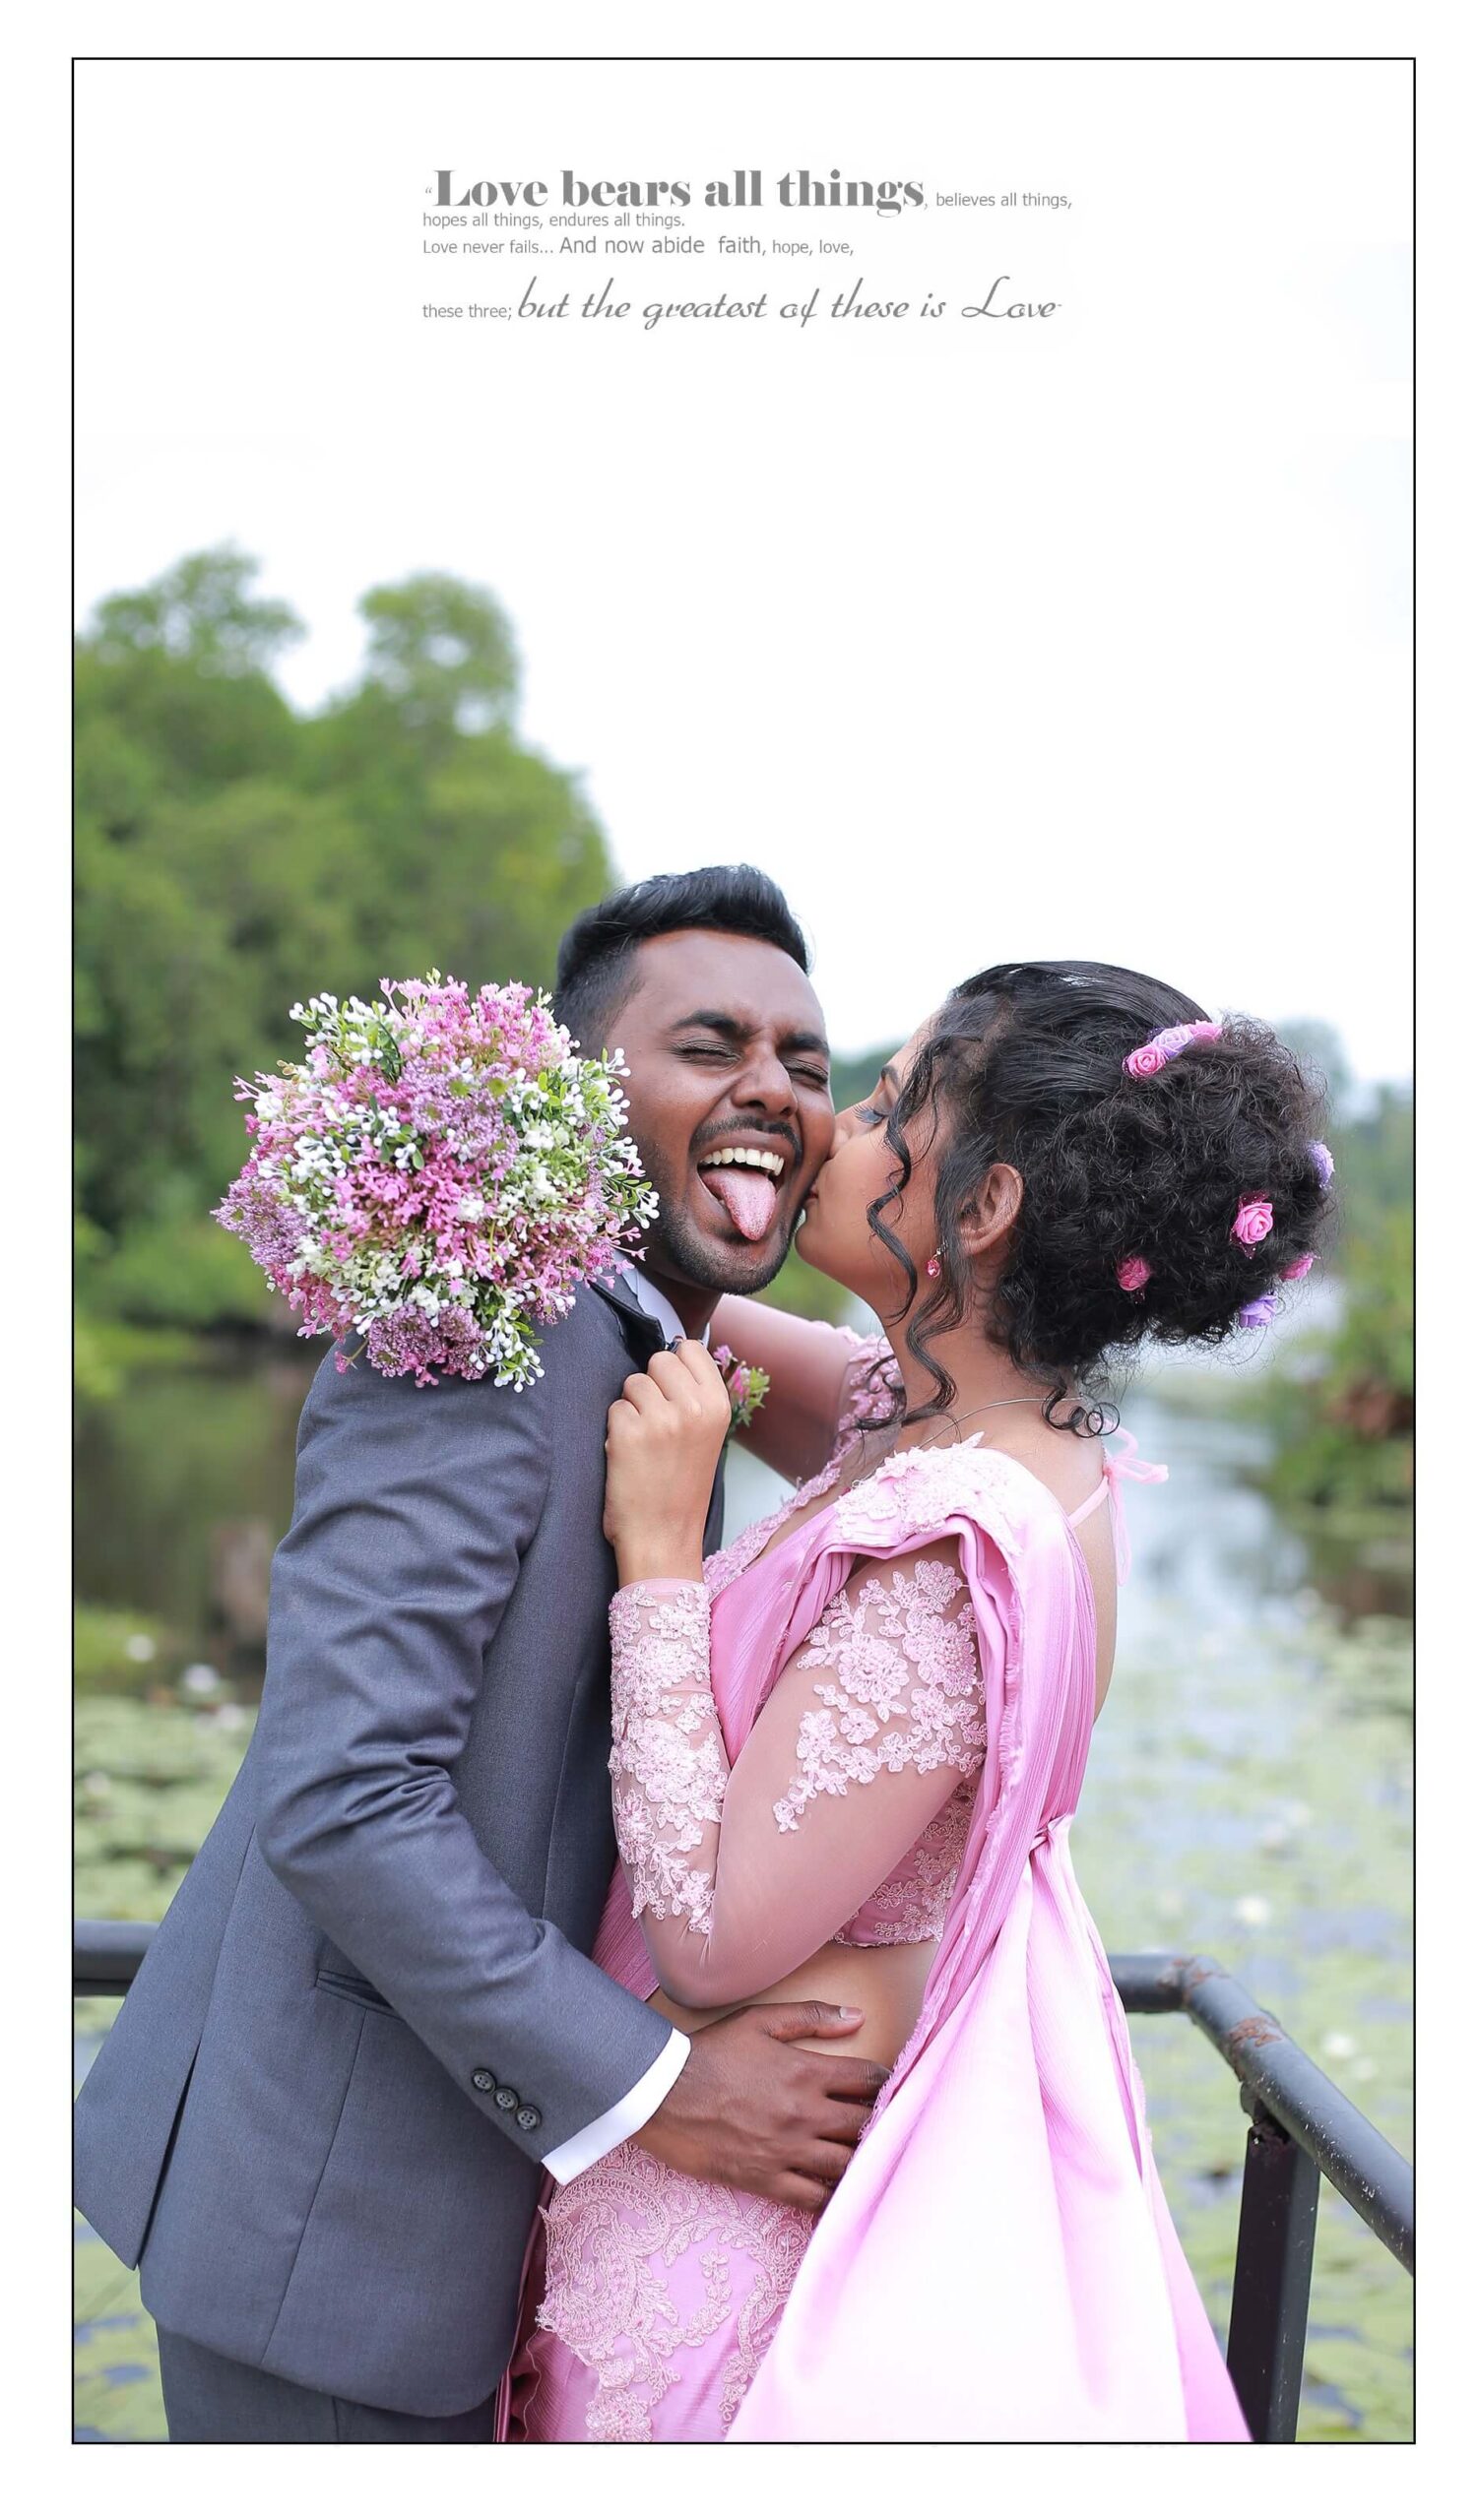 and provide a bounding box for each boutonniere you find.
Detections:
[712,1344,770,1436]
